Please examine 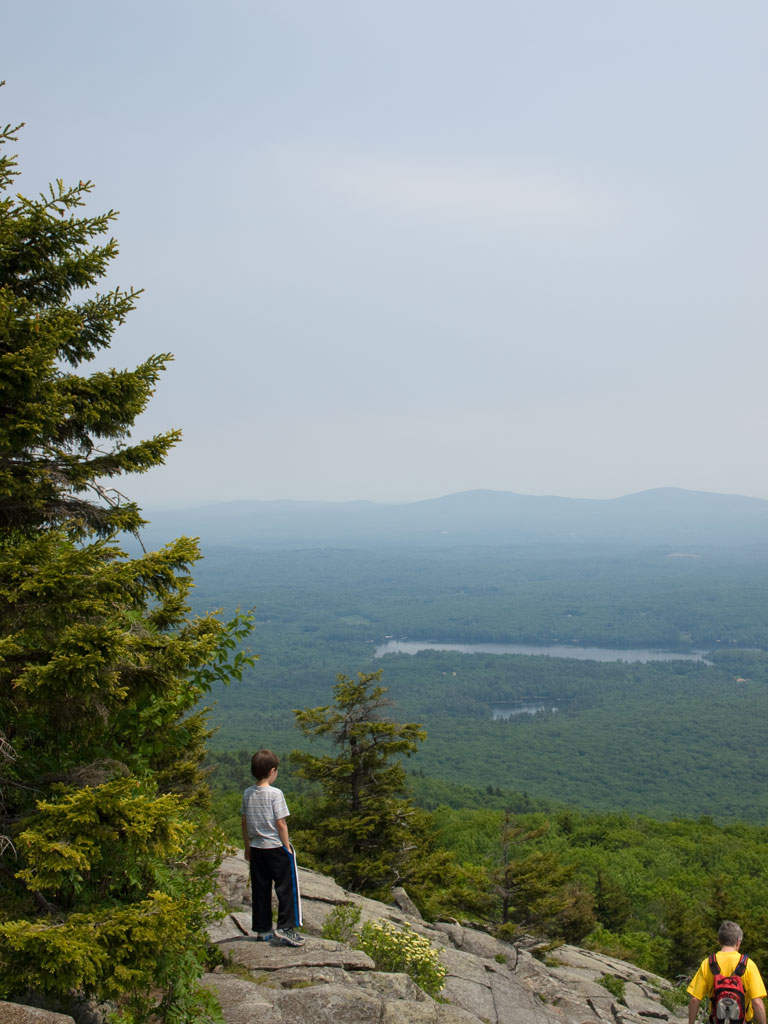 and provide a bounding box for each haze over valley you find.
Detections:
[142,486,768,549]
